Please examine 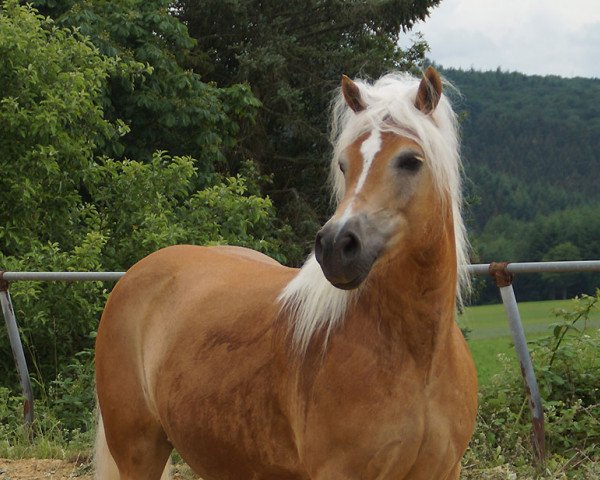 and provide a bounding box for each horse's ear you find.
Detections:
[415,66,442,115]
[341,75,366,113]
